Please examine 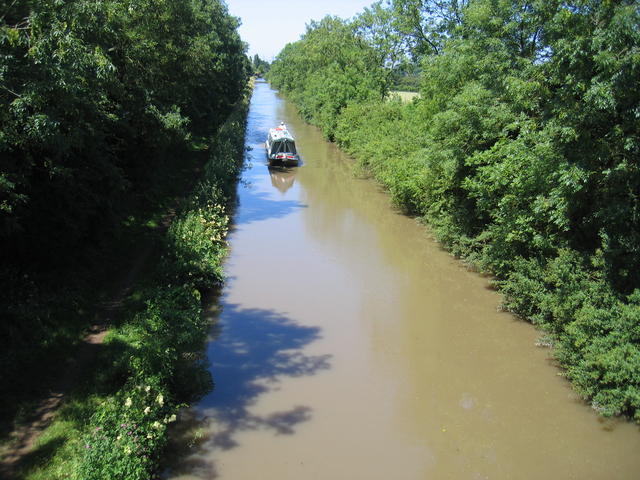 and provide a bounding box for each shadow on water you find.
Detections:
[164,304,331,478]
